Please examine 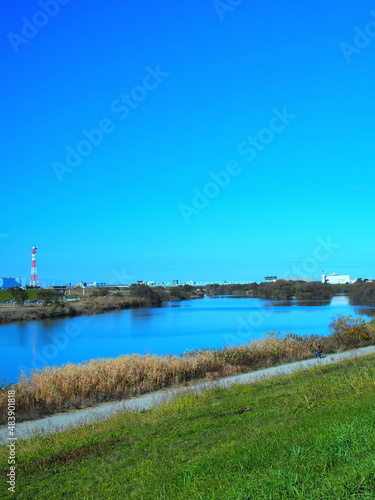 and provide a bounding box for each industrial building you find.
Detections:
[0,277,22,289]
[322,271,351,284]
[76,282,109,288]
